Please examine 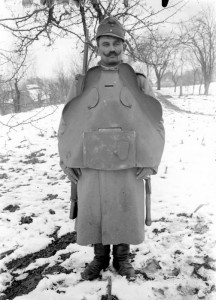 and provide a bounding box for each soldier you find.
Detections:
[58,17,165,281]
